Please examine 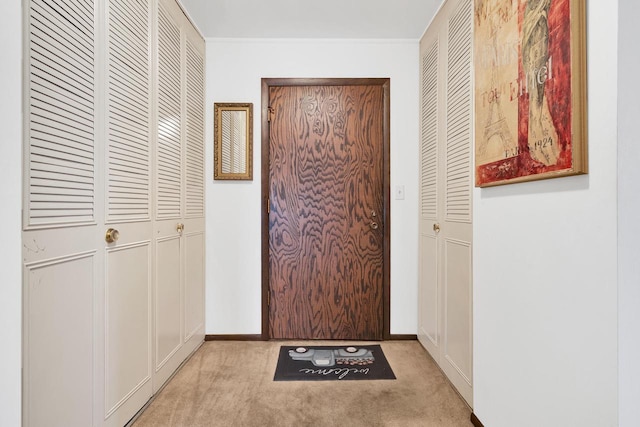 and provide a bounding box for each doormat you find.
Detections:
[273,345,396,381]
